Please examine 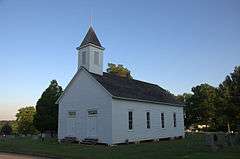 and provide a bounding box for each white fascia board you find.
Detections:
[112,96,185,107]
